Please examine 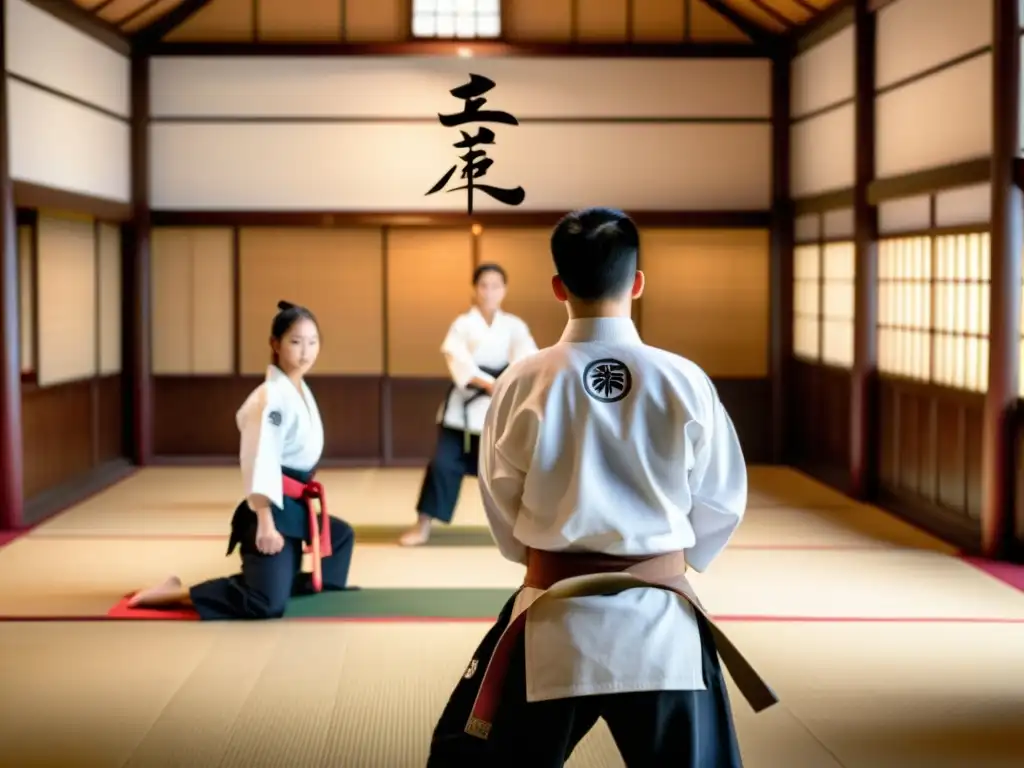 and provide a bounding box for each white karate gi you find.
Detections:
[437,306,539,435]
[479,316,748,702]
[237,365,325,512]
